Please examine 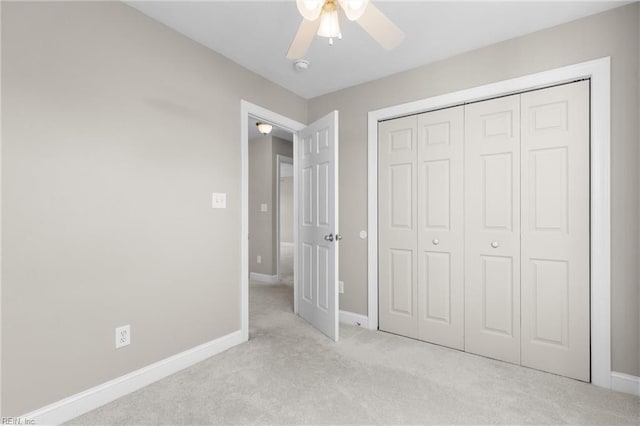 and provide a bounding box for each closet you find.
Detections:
[378,80,590,382]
